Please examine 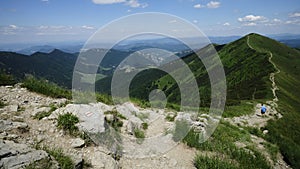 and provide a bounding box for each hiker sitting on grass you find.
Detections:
[261,103,267,116]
